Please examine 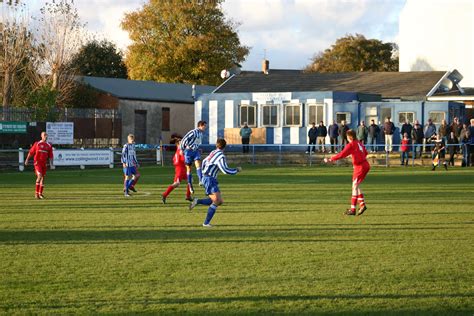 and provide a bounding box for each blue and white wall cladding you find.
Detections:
[196,91,464,145]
